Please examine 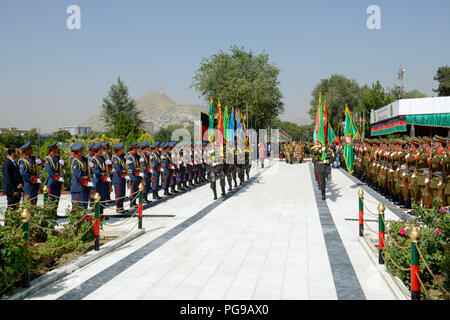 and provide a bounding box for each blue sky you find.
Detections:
[0,0,449,133]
